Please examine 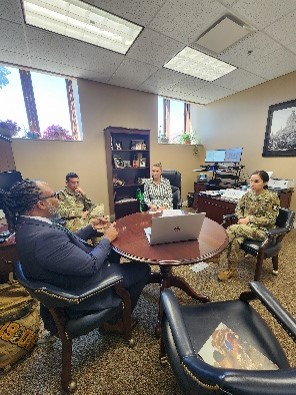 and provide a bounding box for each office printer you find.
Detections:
[268,178,294,189]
